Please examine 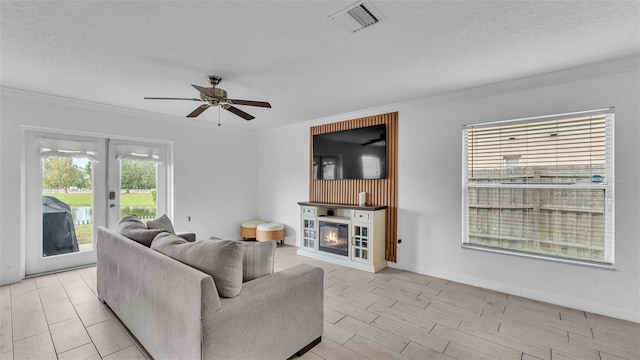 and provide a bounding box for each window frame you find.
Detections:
[461,108,615,268]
